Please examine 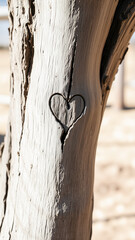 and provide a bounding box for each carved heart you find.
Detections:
[49,93,86,131]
